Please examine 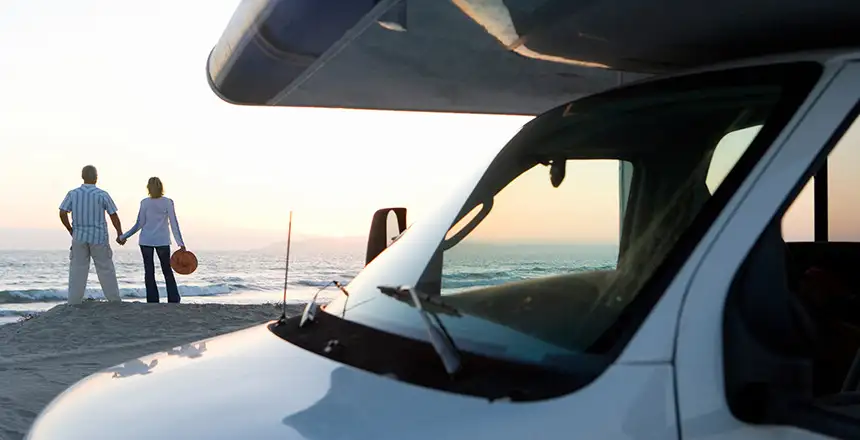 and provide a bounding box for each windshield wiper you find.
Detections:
[378,285,462,377]
[299,280,351,328]
[377,285,462,317]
